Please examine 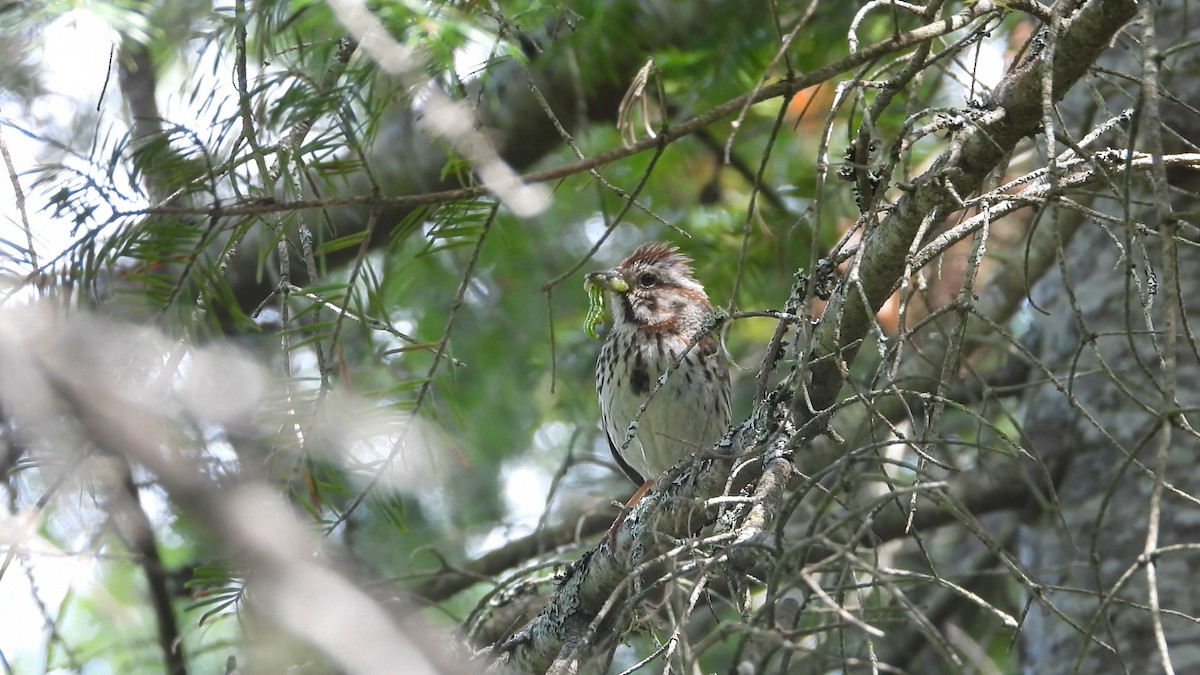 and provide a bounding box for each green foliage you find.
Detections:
[185,566,245,626]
